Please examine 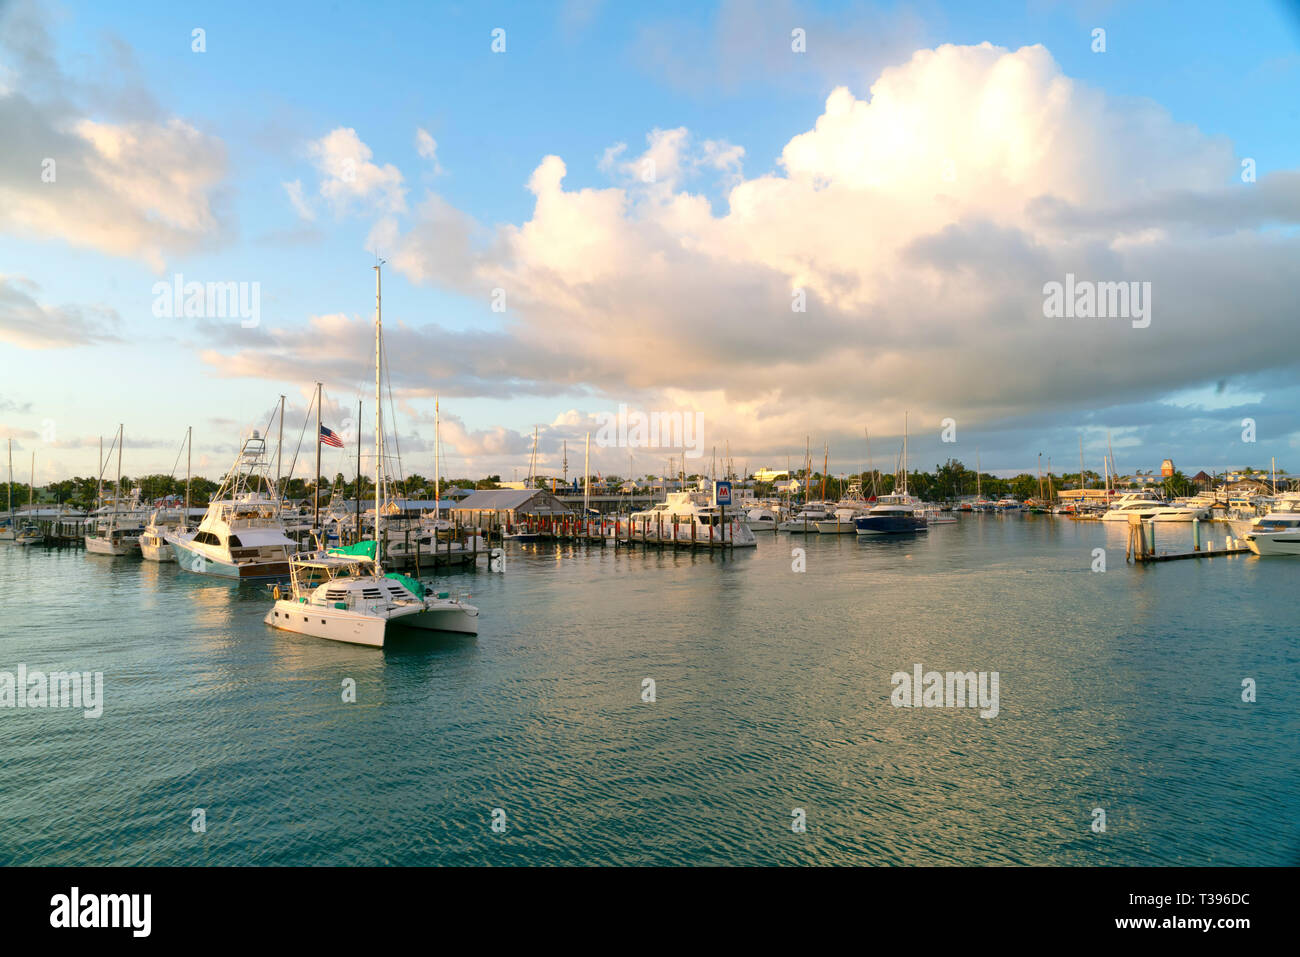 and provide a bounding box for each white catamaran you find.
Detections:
[264,265,479,647]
